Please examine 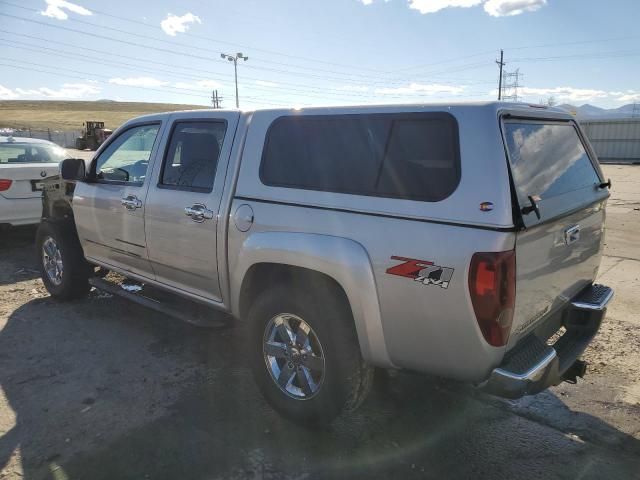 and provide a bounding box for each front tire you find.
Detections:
[36,221,91,300]
[249,283,373,426]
